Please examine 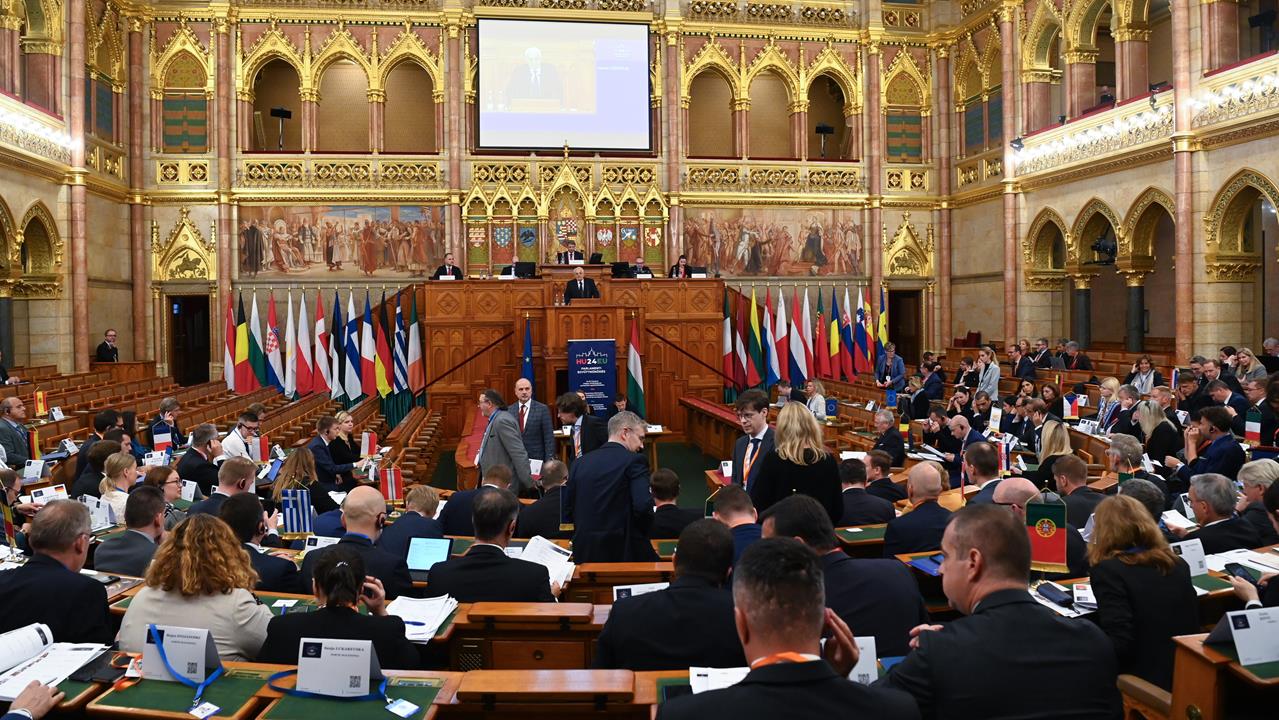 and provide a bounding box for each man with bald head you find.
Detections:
[875,504,1121,719]
[942,415,986,488]
[300,485,412,599]
[882,462,952,557]
[509,377,556,465]
[992,477,1090,578]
